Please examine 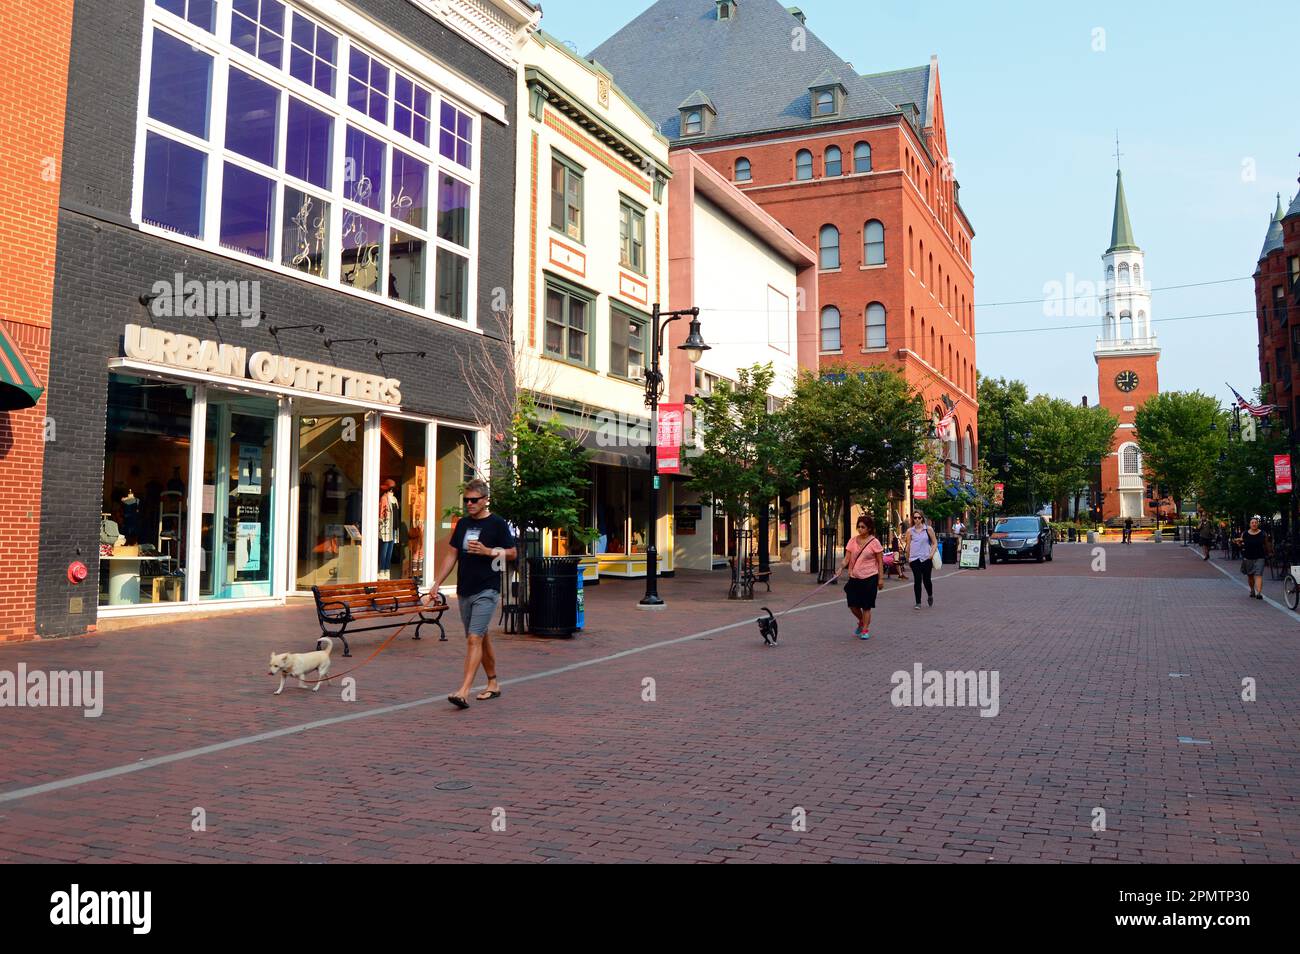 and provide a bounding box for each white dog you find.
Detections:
[268,637,333,694]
